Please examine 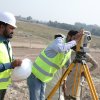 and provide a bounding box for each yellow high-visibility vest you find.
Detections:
[32,48,72,83]
[0,42,12,89]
